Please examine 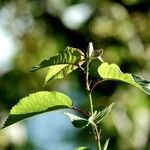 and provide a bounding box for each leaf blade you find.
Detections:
[75,146,91,150]
[103,139,110,150]
[45,64,78,84]
[31,47,85,72]
[64,112,88,128]
[98,62,150,95]
[95,103,114,124]
[1,91,73,129]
